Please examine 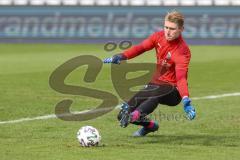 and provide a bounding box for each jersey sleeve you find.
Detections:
[175,48,191,98]
[122,33,157,59]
